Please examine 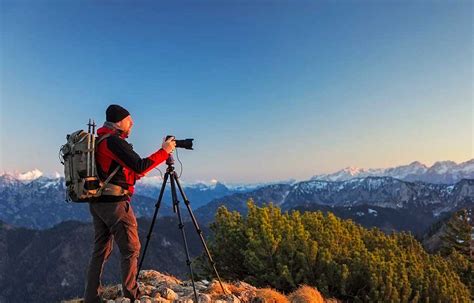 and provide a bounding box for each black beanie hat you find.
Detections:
[106,104,130,123]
